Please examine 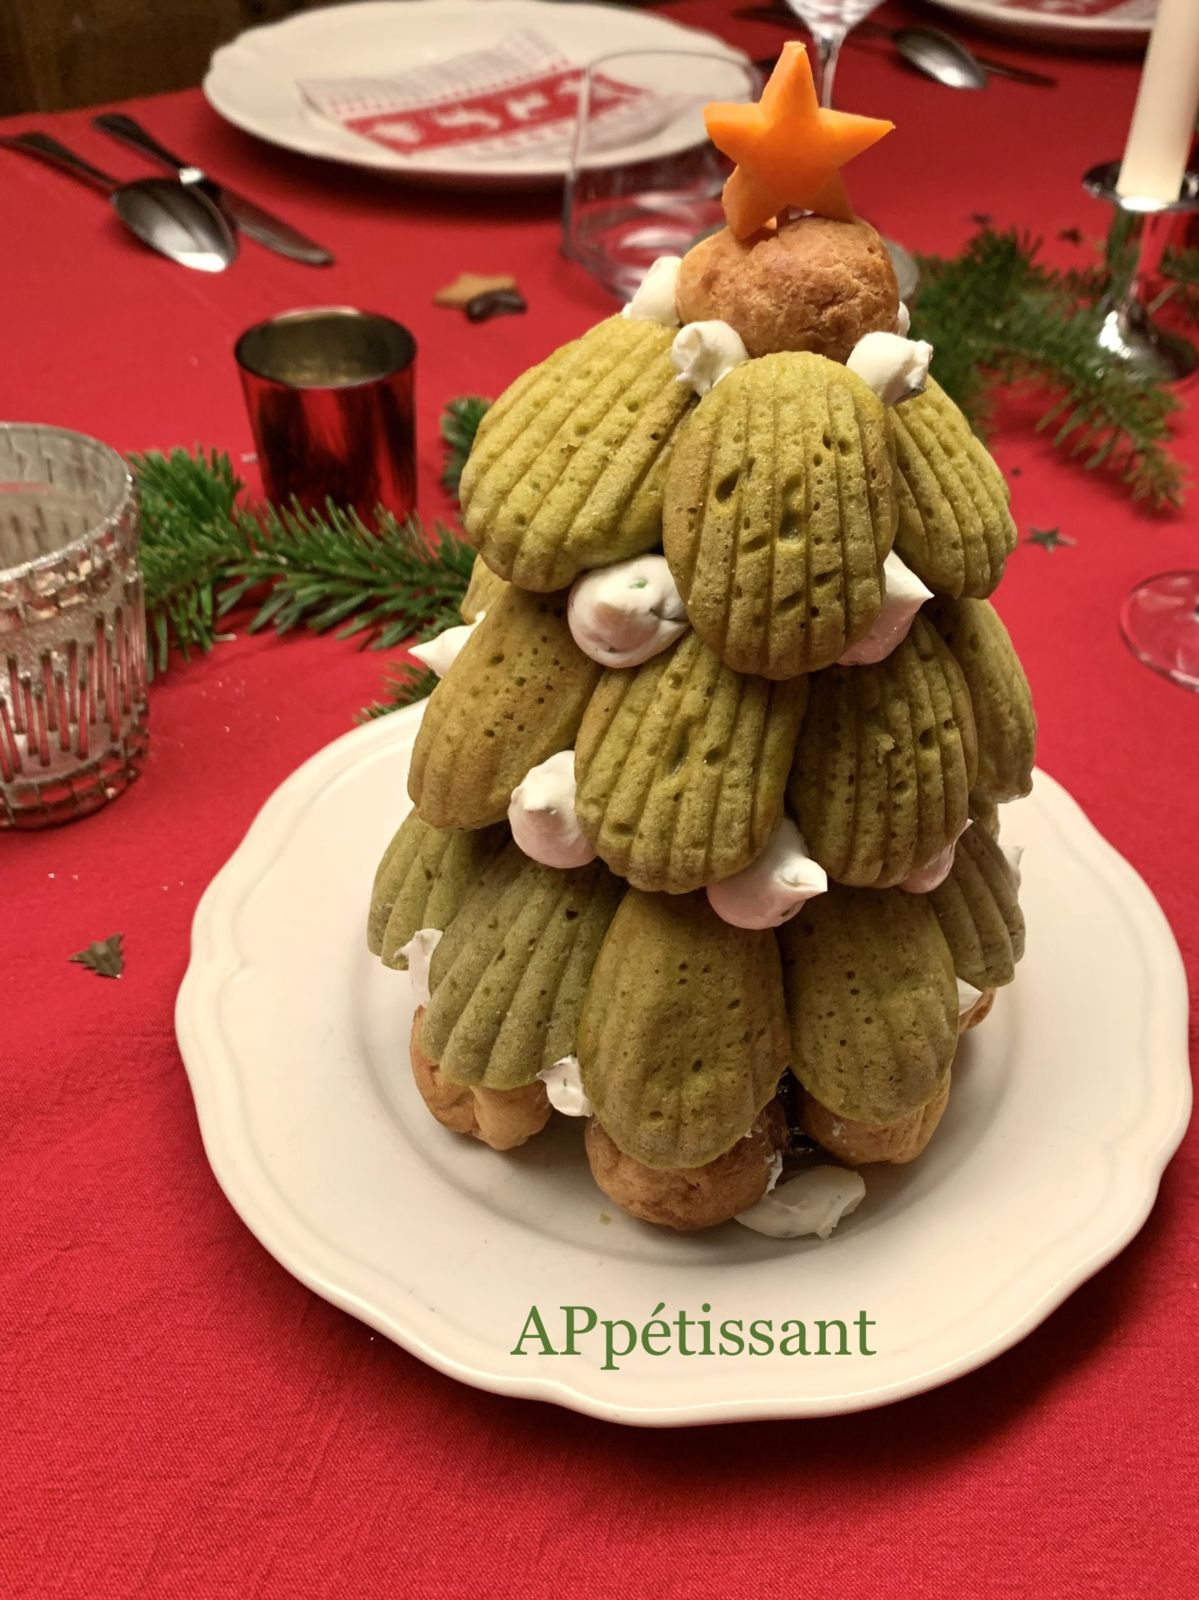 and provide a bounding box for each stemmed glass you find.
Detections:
[781,3,917,297]
[784,1,884,109]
